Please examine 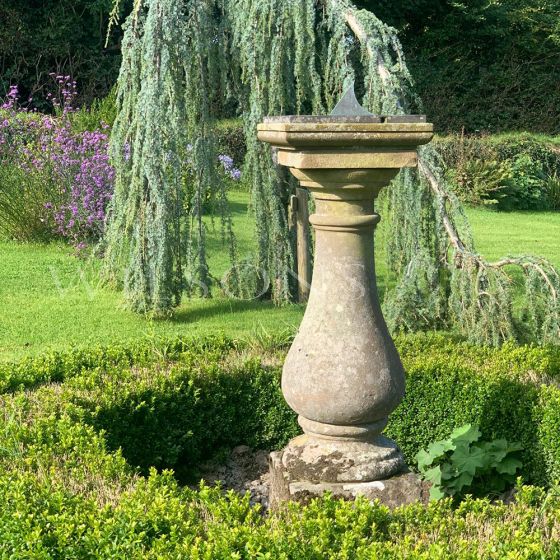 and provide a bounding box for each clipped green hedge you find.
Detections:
[1,333,560,486]
[0,471,558,558]
[1,333,560,556]
[0,334,238,393]
[71,357,299,480]
[394,335,560,486]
